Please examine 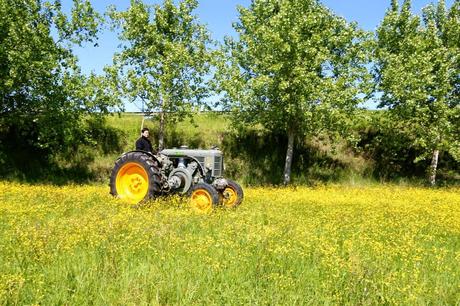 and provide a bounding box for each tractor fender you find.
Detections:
[118,150,162,167]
